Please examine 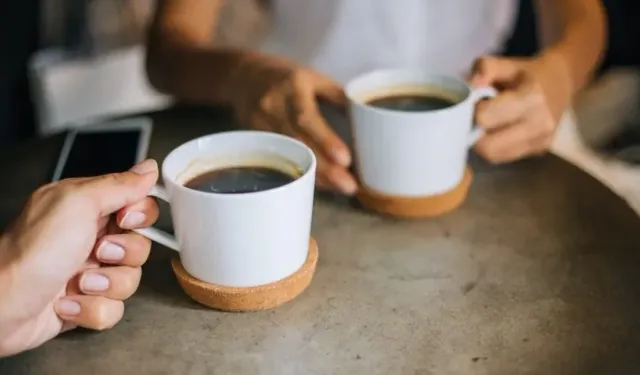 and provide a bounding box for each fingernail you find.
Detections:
[97,241,125,261]
[130,159,157,175]
[332,149,351,167]
[80,273,110,292]
[56,299,81,316]
[342,179,358,195]
[120,211,146,229]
